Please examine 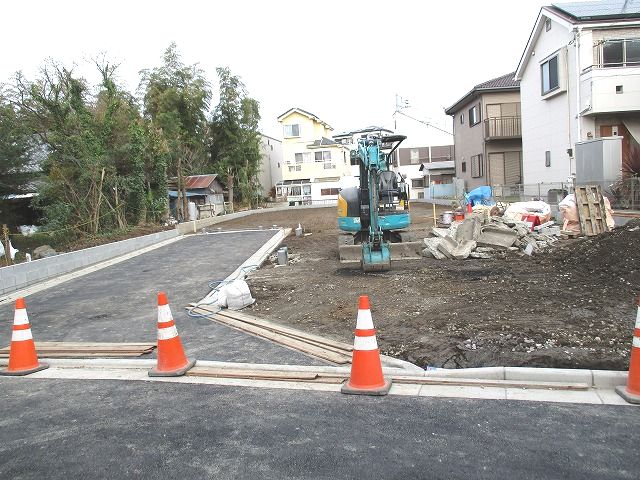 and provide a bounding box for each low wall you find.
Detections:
[0,229,179,296]
[175,203,335,233]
